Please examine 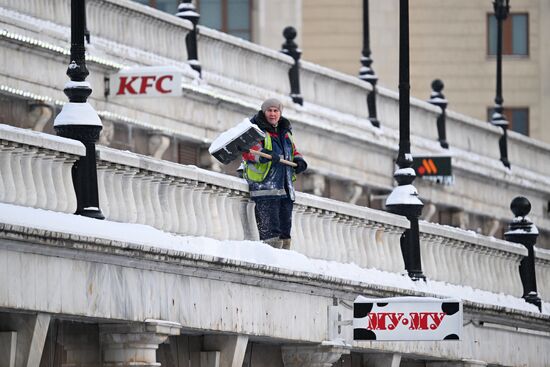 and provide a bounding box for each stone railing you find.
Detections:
[1,125,543,302]
[0,124,84,213]
[2,0,550,233]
